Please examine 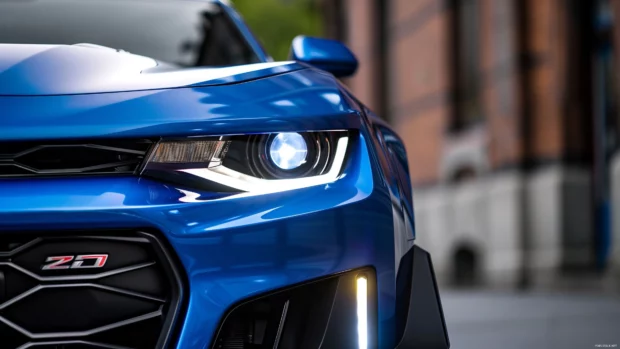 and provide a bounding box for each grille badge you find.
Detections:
[41,254,108,270]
